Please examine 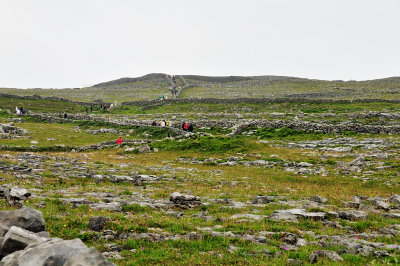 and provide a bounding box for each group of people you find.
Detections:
[168,74,179,96]
[152,120,170,127]
[100,101,118,110]
[15,106,26,115]
[182,122,193,132]
[170,86,178,95]
[151,120,194,132]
